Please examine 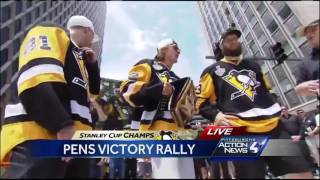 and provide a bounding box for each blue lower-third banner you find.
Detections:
[27,136,270,158]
